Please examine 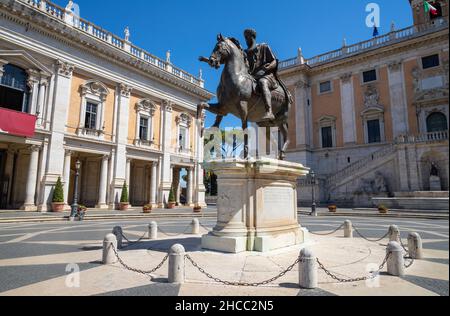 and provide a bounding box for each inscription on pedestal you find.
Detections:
[263,187,294,220]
